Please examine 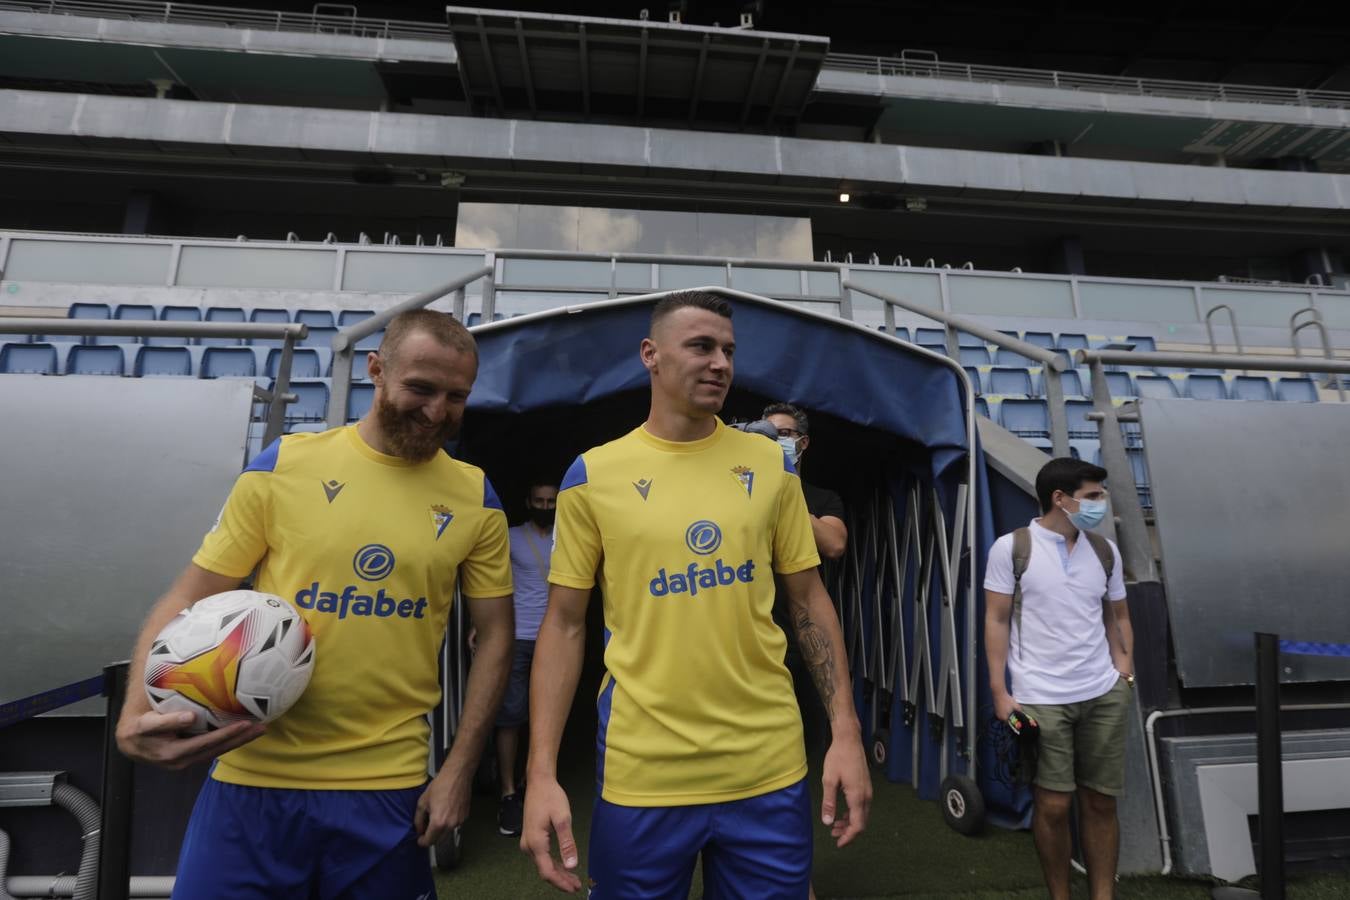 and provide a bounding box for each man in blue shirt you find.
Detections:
[495,478,557,835]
